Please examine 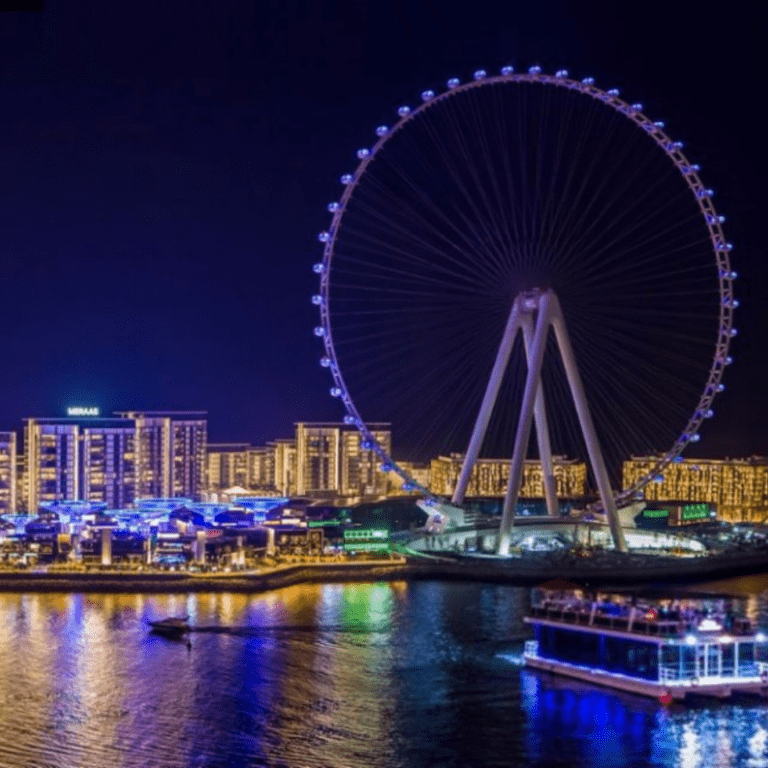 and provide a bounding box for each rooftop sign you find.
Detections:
[67,407,100,417]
